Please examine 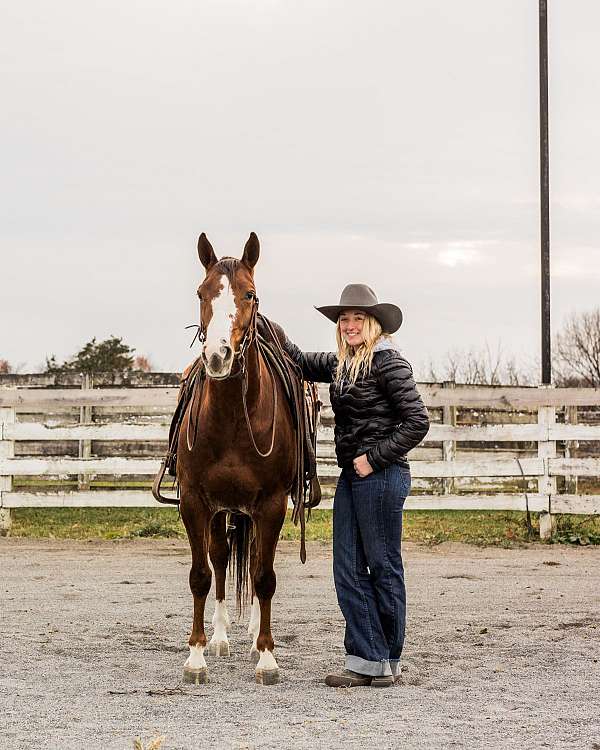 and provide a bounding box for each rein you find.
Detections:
[239,301,279,458]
